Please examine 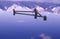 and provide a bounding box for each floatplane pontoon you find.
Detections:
[13,8,47,21]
